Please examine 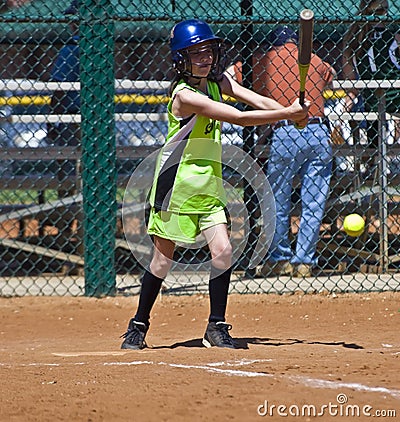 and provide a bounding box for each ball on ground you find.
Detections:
[343,213,365,237]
